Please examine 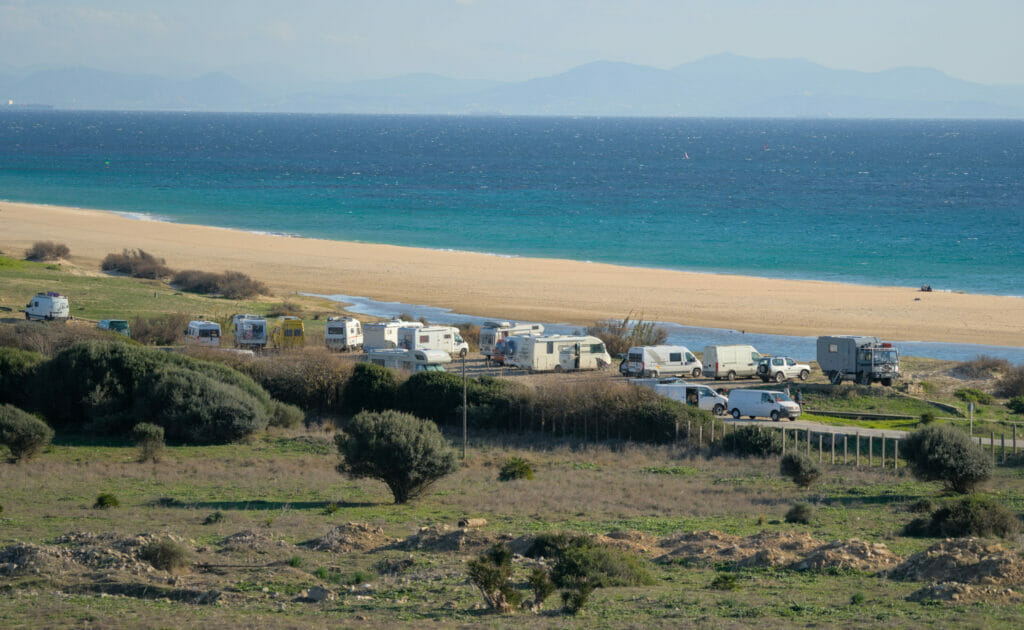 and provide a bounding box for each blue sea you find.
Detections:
[2,112,1023,296]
